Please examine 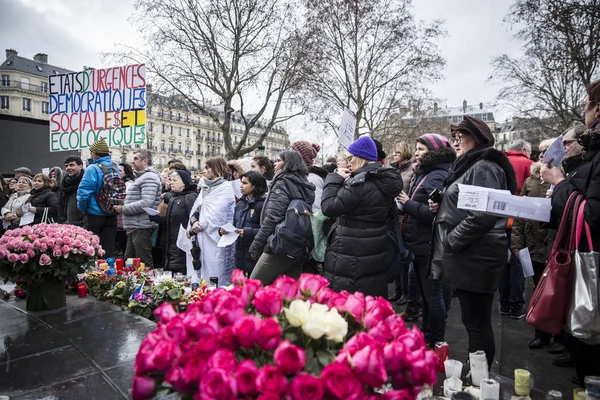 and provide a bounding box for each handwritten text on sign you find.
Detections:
[49,64,147,152]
